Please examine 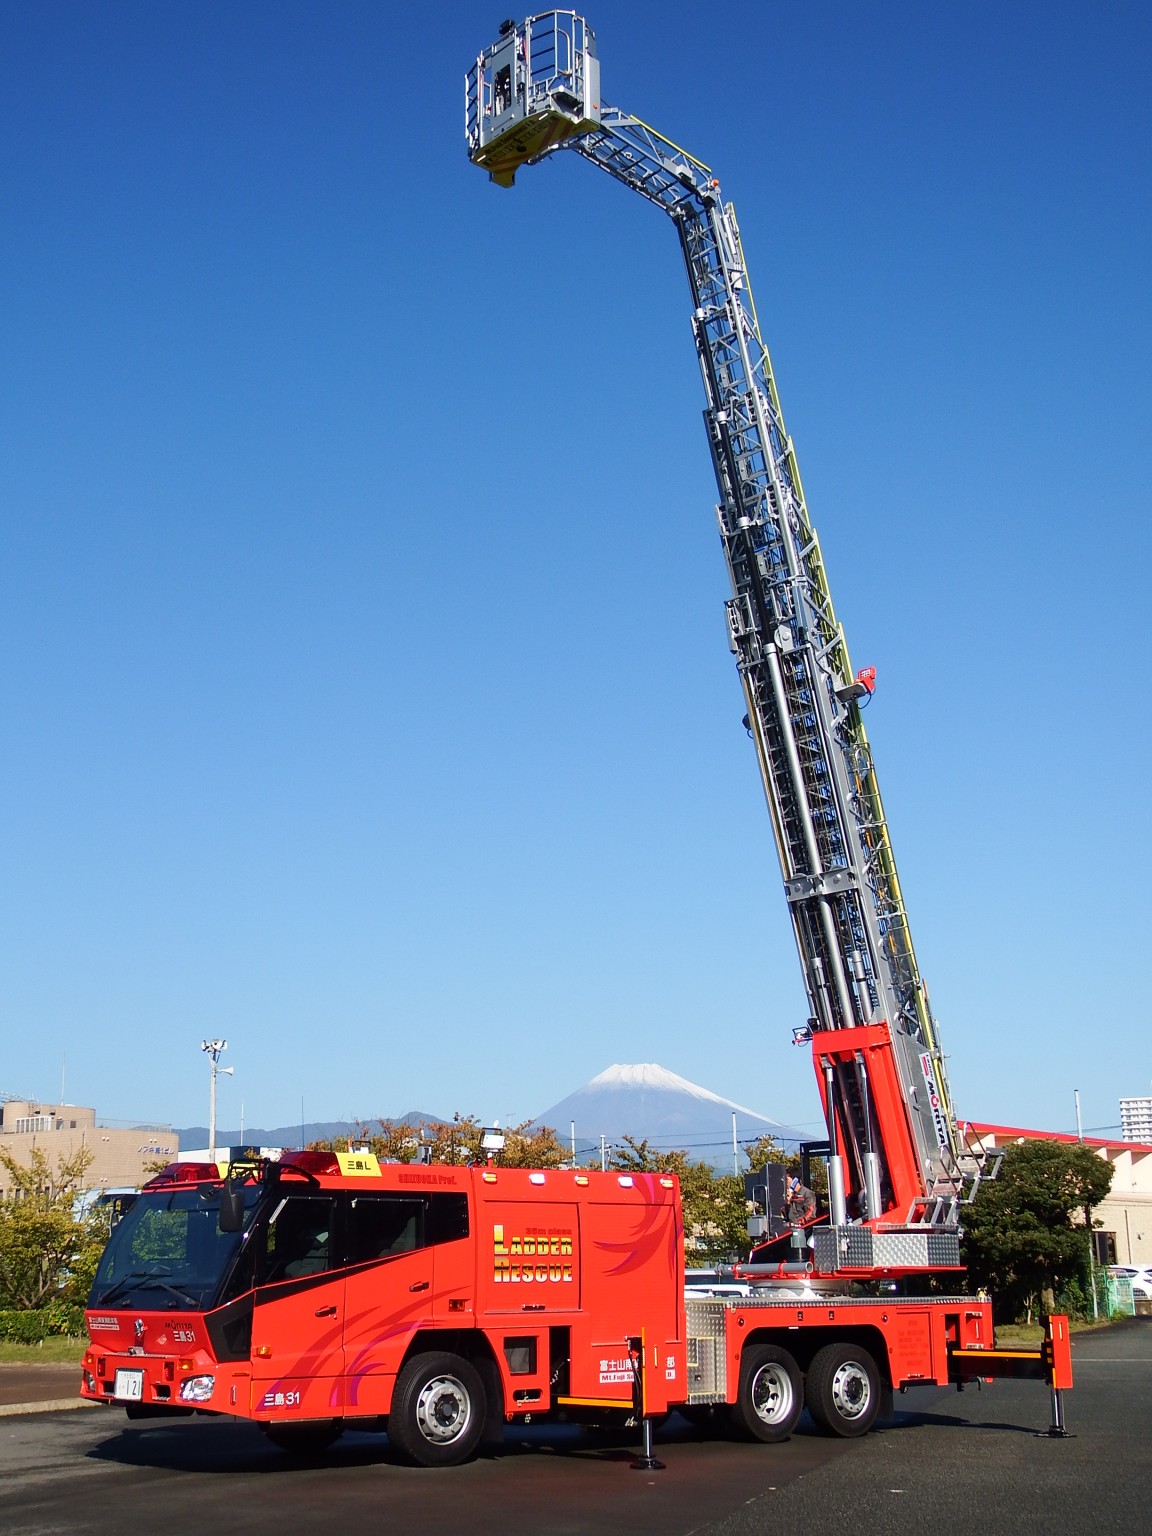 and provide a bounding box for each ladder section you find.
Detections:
[466,12,965,1229]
